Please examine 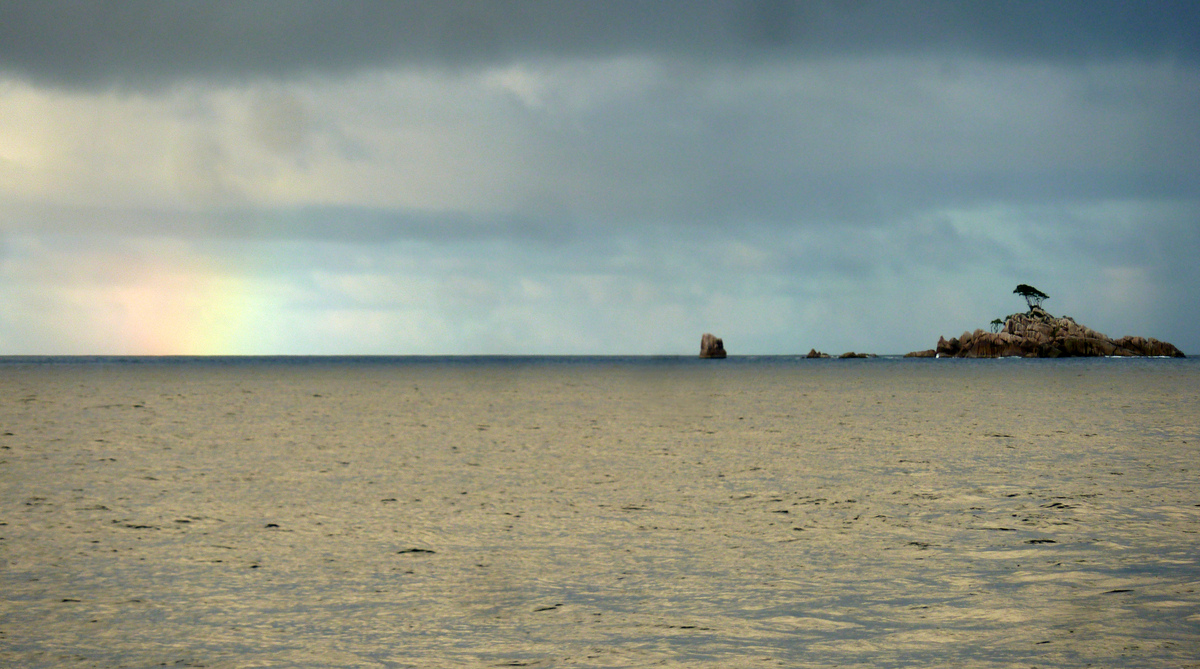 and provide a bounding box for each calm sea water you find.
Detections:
[2,356,1197,668]
[2,352,1195,369]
